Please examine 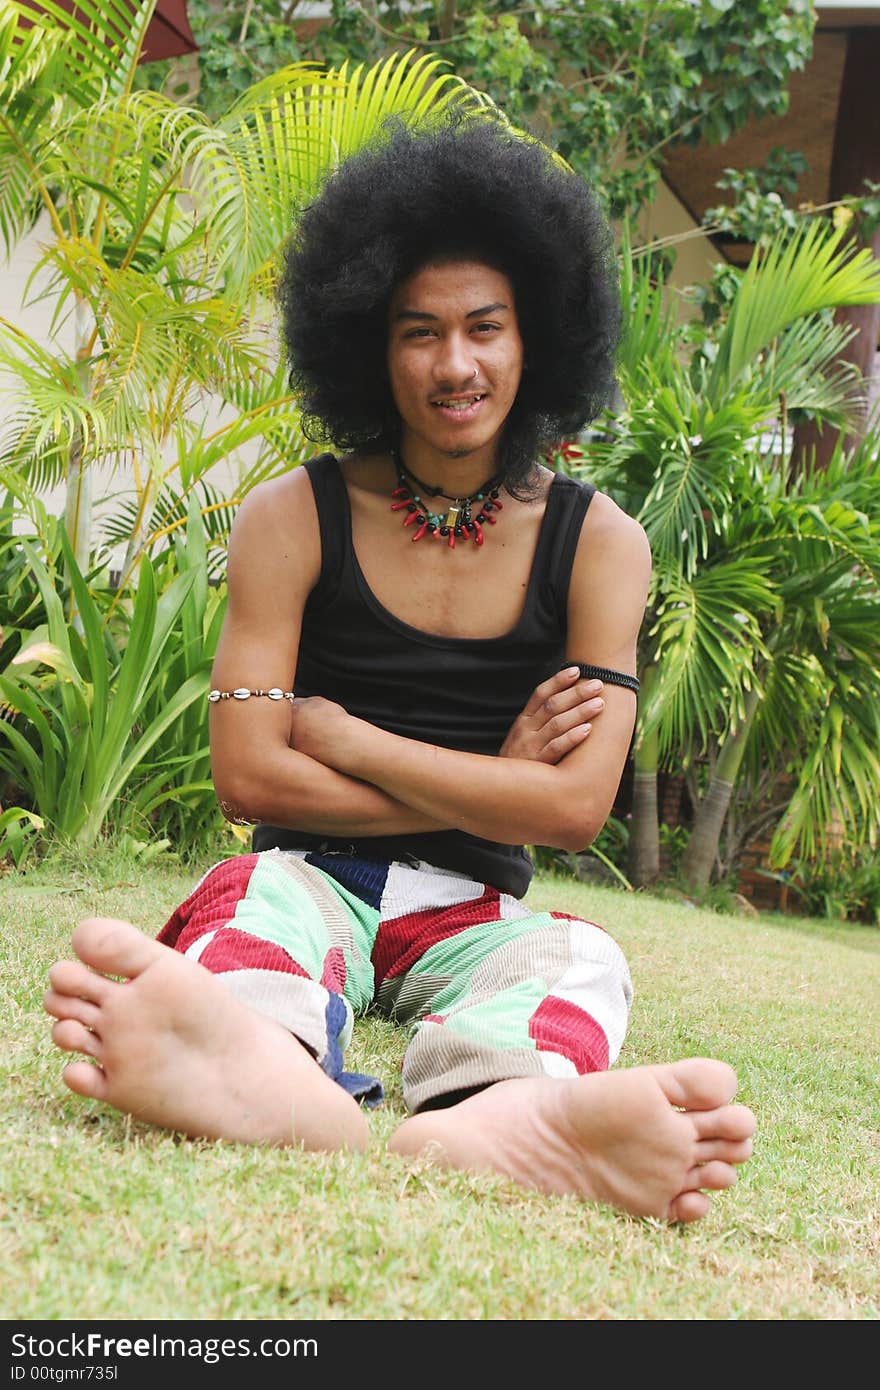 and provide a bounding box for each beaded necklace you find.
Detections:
[390,455,504,549]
